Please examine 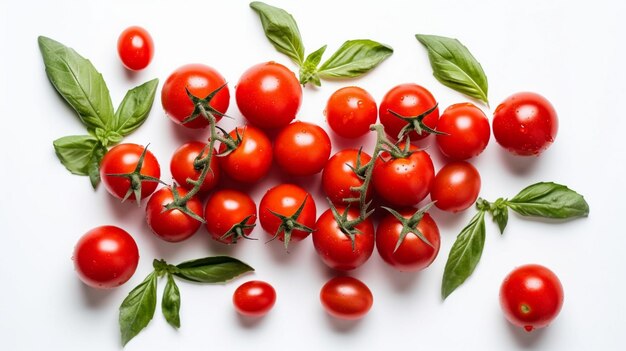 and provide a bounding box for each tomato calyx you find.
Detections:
[266,195,315,250]
[387,103,444,140]
[381,202,435,252]
[220,214,257,244]
[181,84,230,126]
